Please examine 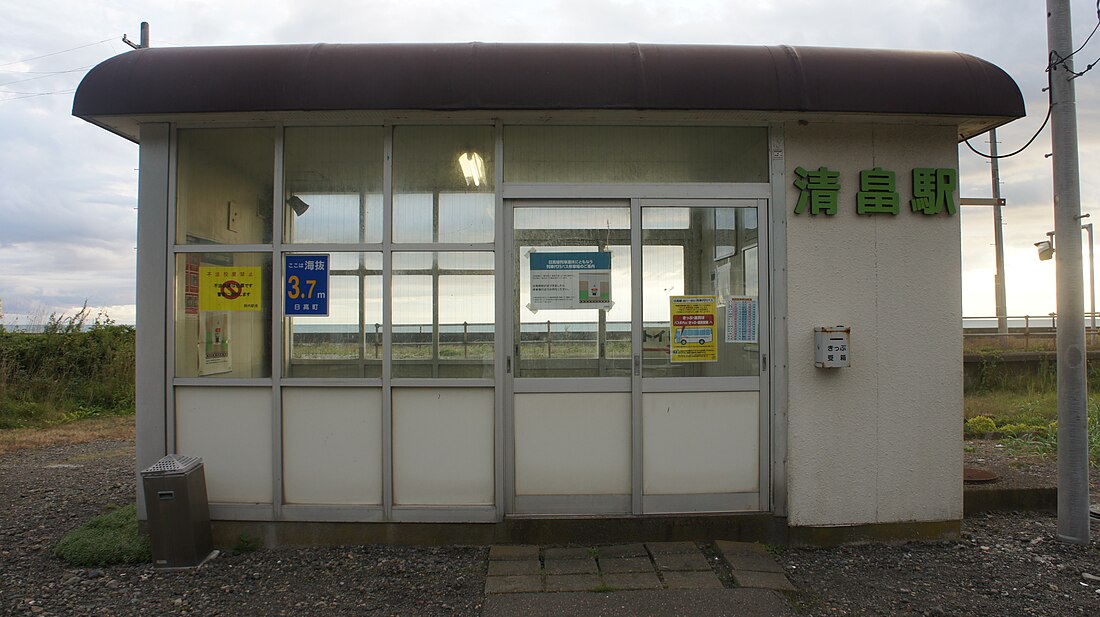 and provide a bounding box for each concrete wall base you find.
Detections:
[964,487,1057,515]
[208,515,963,549]
[786,519,961,547]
